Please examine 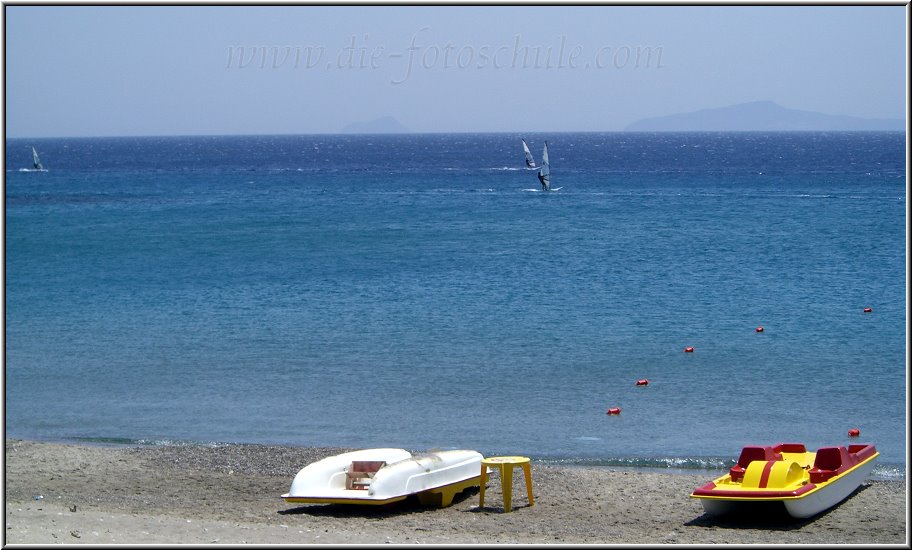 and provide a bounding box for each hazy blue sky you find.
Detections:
[4,5,907,137]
